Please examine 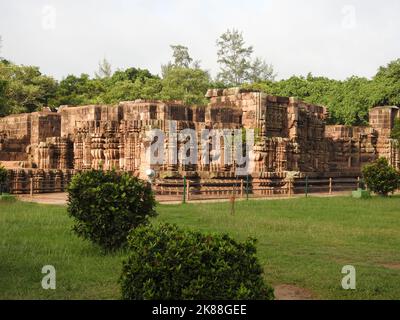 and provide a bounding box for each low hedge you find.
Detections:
[120,223,274,300]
